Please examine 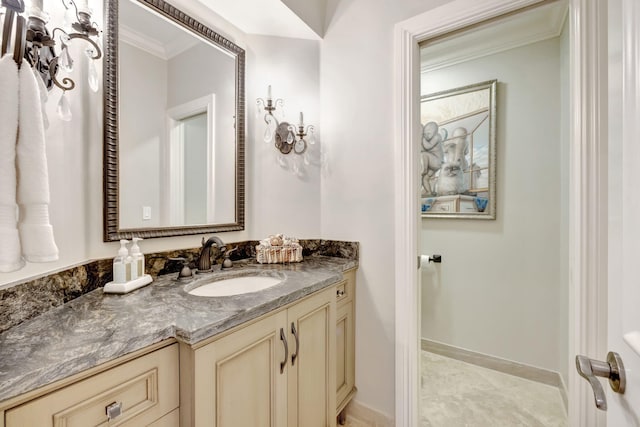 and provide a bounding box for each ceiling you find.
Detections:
[195,0,321,40]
